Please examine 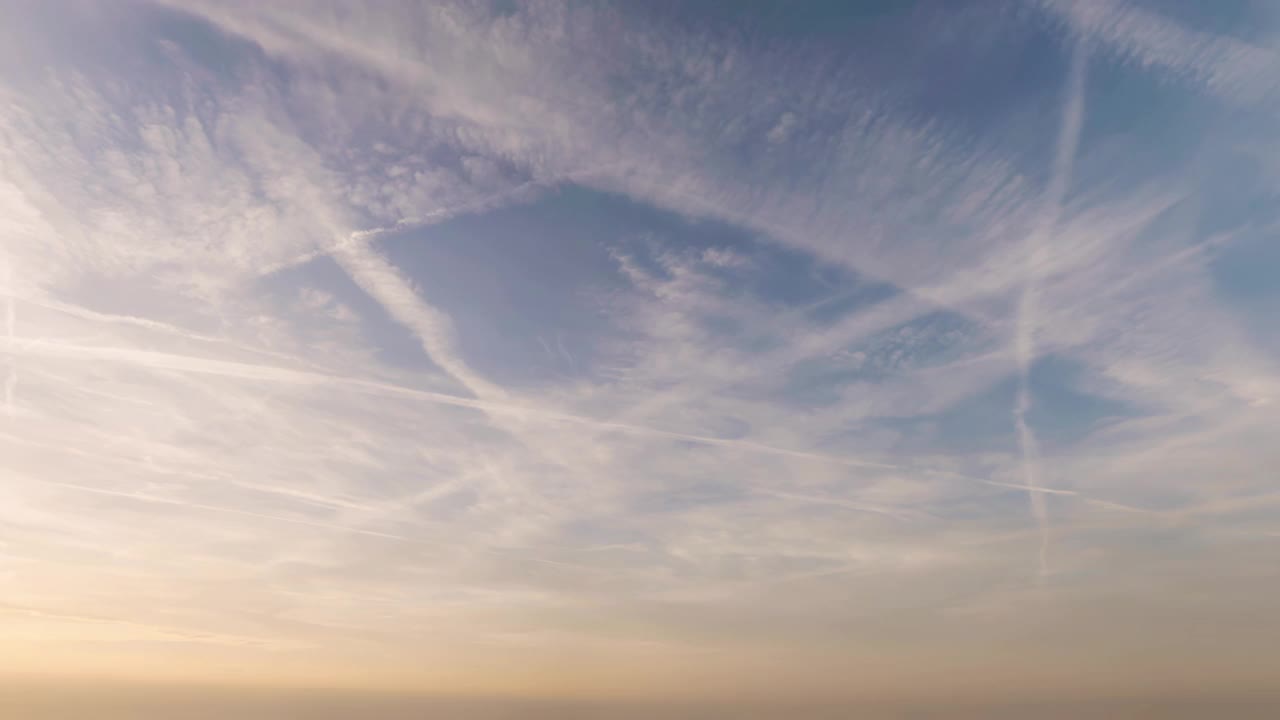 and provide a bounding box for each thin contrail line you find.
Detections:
[2,338,898,469]
[4,336,1155,516]
[333,238,508,401]
[1014,37,1088,579]
[979,479,1152,514]
[25,477,618,576]
[0,602,287,648]
[14,295,311,366]
[760,490,921,521]
[31,478,422,543]
[262,167,622,276]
